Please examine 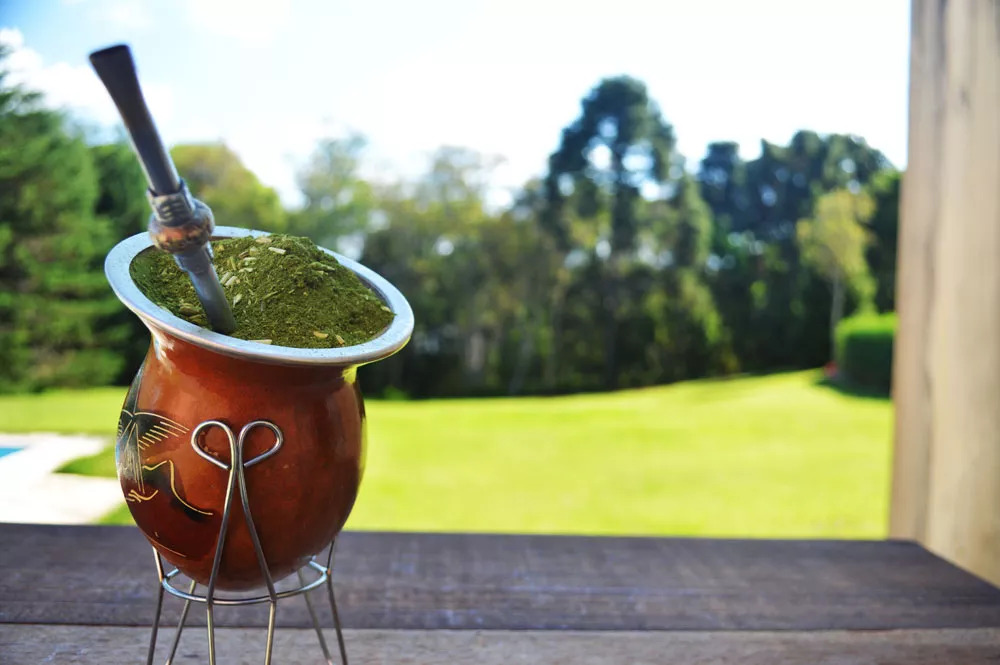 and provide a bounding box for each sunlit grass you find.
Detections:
[0,371,892,538]
[57,447,118,477]
[0,387,126,435]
